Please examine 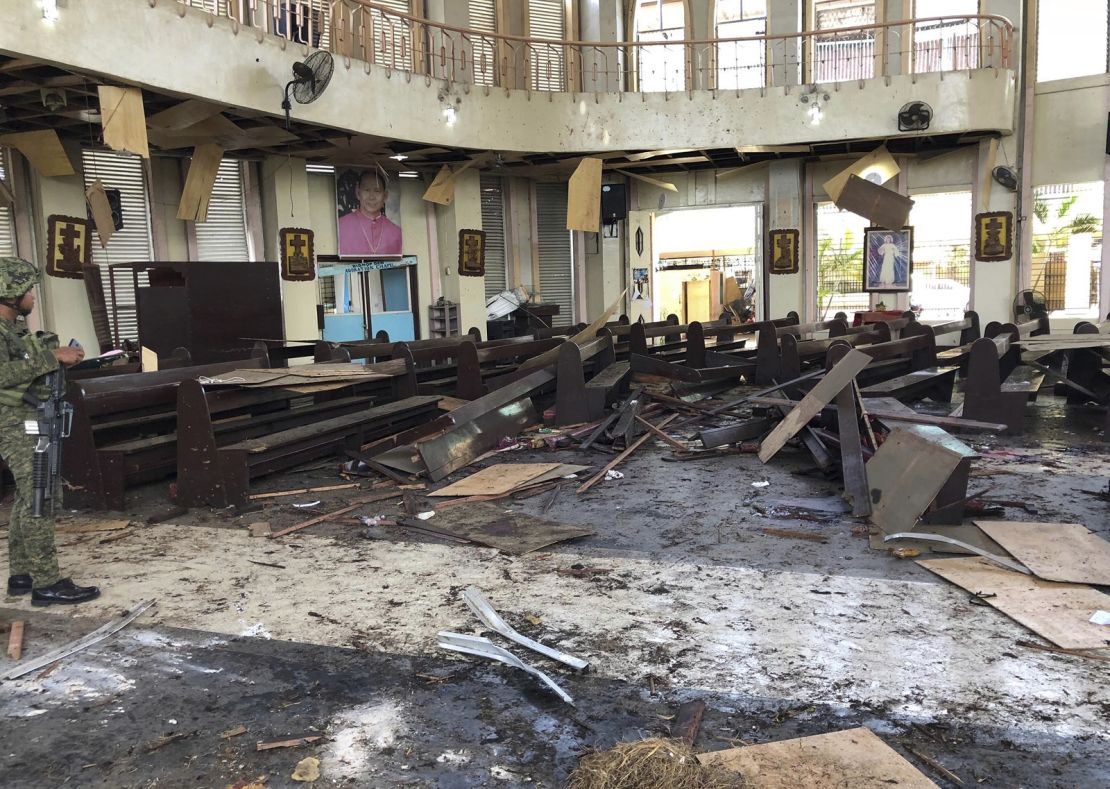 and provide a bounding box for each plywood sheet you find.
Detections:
[147,99,226,131]
[975,521,1110,585]
[85,180,115,249]
[141,346,158,372]
[834,175,914,231]
[822,145,899,202]
[567,157,603,232]
[177,143,224,222]
[918,556,1110,650]
[0,130,74,177]
[420,503,594,554]
[431,463,562,497]
[422,164,457,206]
[866,428,964,535]
[698,727,937,789]
[98,86,149,158]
